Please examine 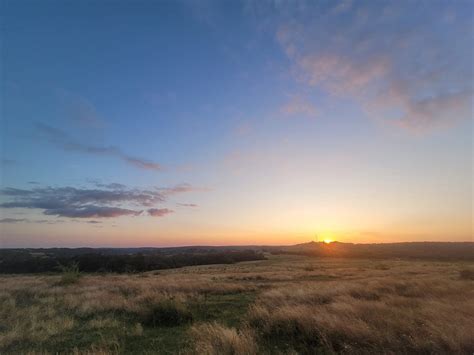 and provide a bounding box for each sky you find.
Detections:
[0,0,472,247]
